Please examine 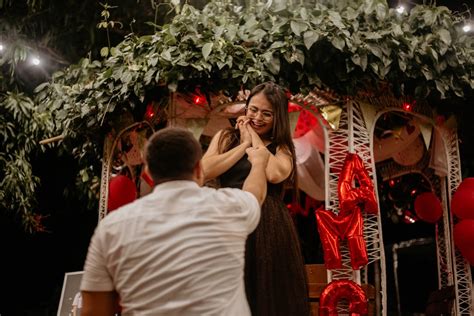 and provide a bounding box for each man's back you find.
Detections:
[81,180,259,315]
